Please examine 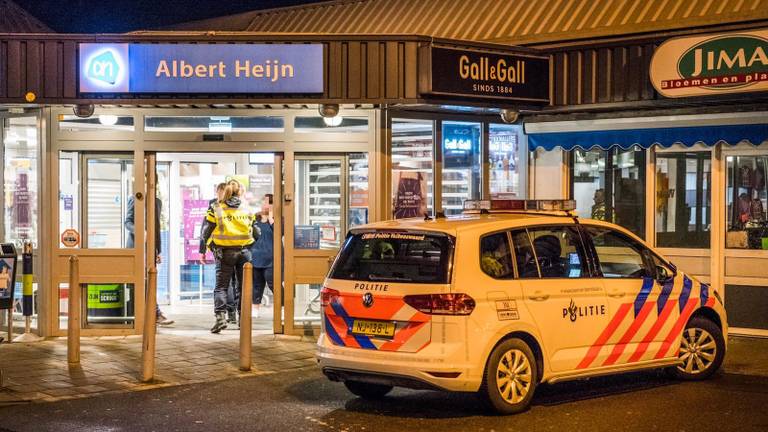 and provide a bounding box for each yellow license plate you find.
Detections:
[351,319,396,338]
